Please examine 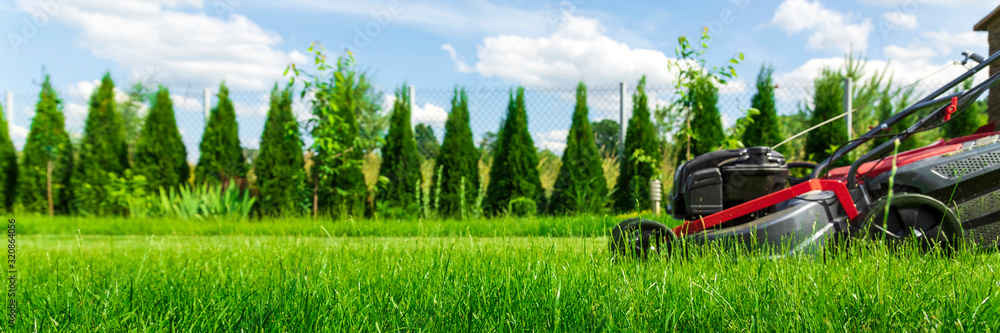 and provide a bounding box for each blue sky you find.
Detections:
[0,0,997,158]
